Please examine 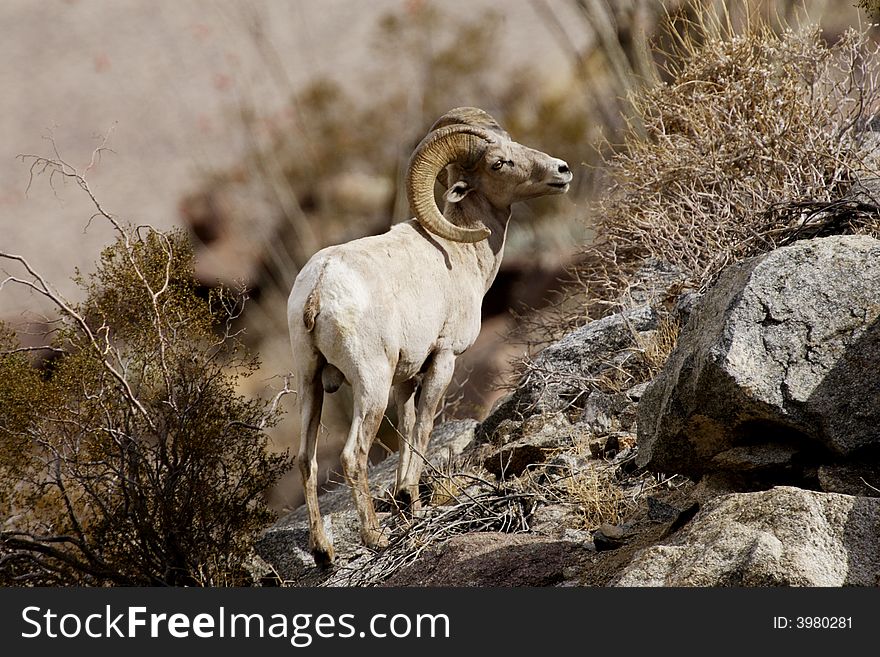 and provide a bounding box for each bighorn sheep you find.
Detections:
[288,107,572,565]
